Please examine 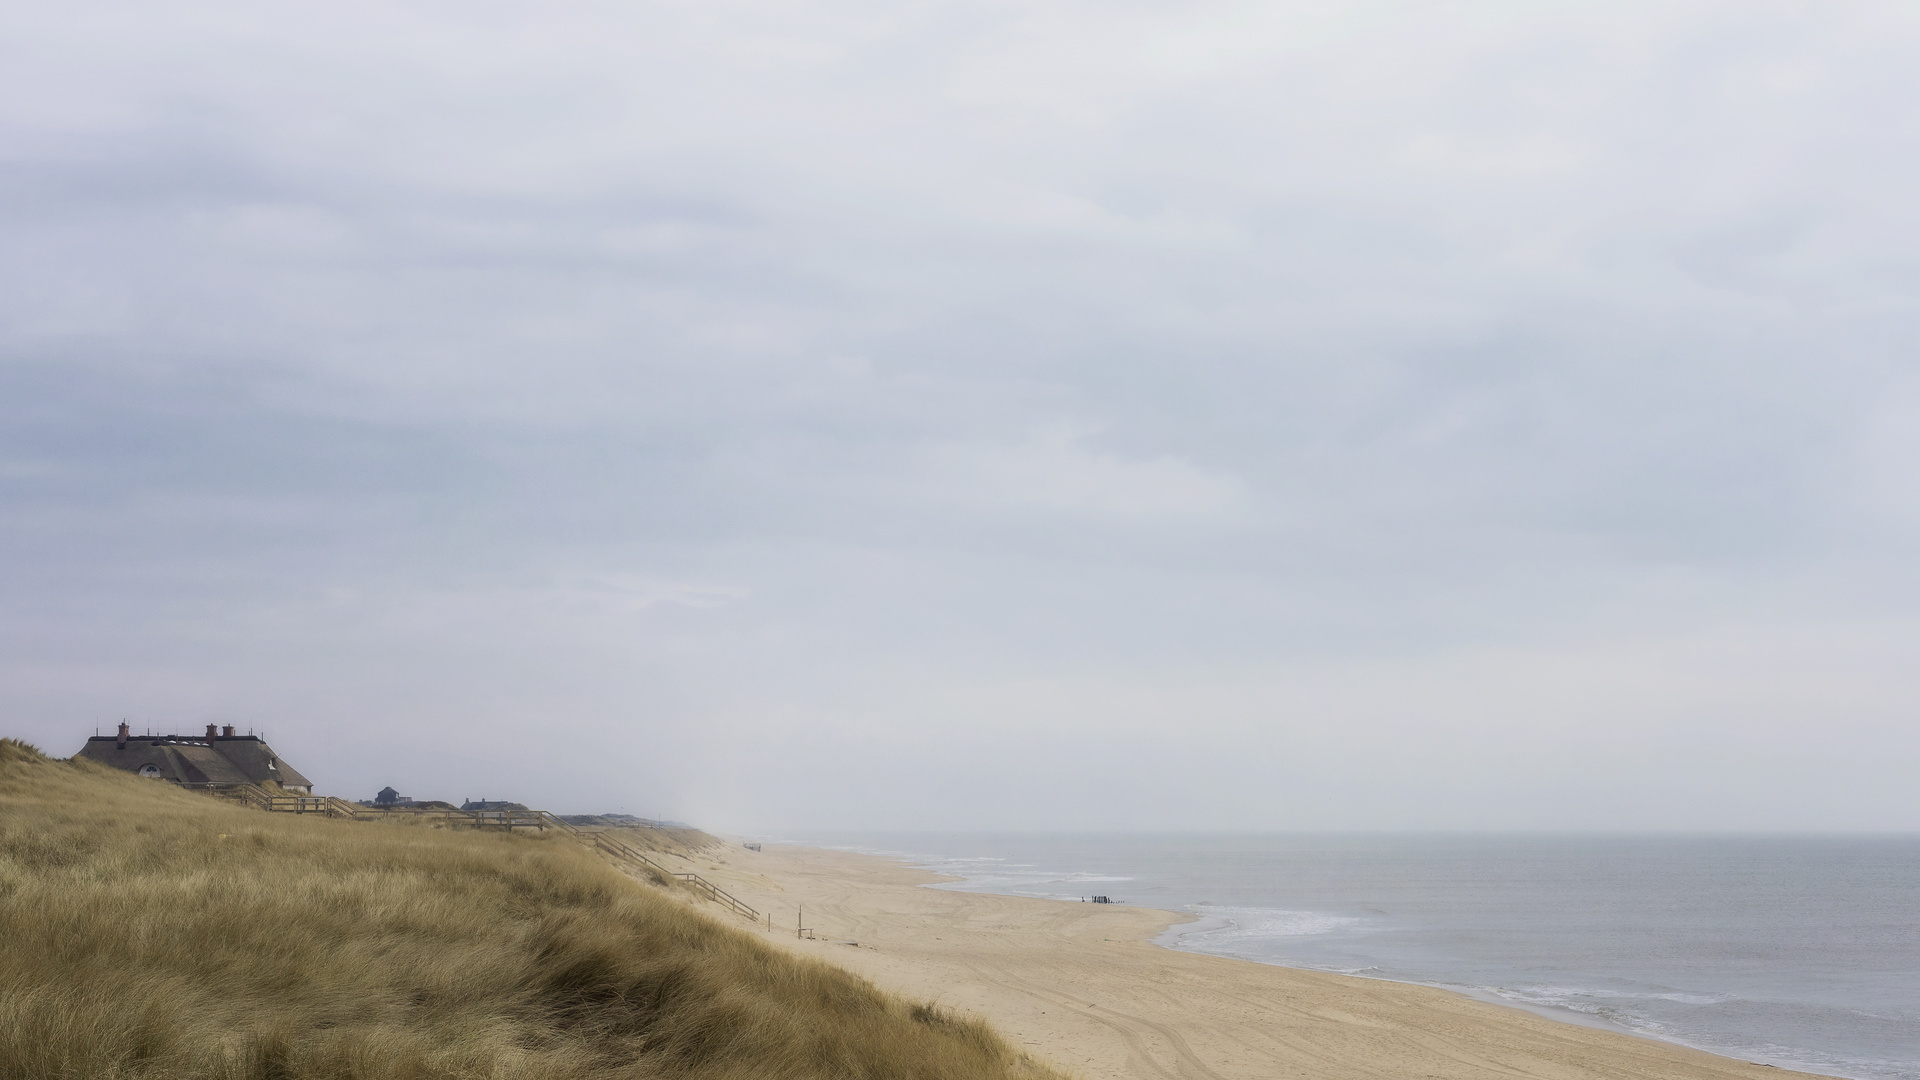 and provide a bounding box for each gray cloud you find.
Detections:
[4,0,1919,829]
